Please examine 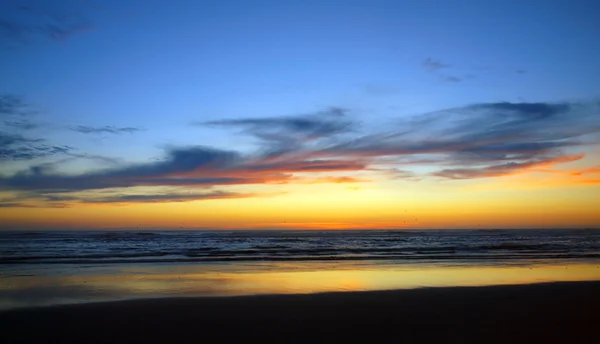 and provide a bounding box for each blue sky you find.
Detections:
[1,0,600,228]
